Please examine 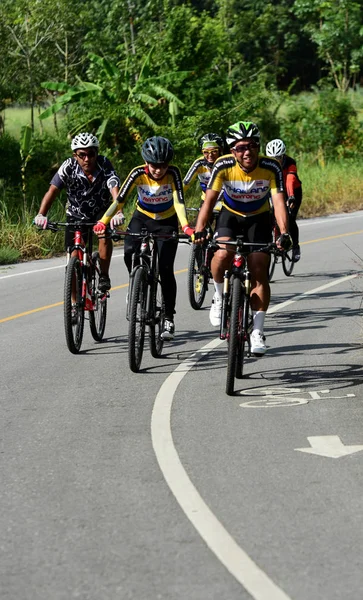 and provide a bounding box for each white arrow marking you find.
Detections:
[295,436,363,458]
